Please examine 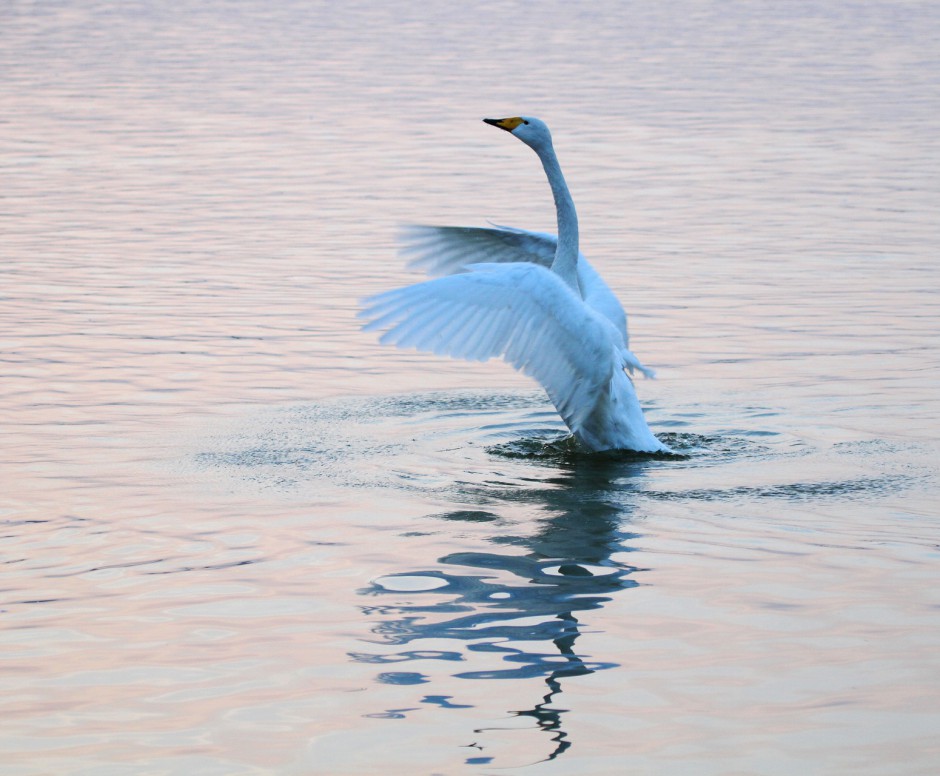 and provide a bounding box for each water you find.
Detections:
[2,1,939,773]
